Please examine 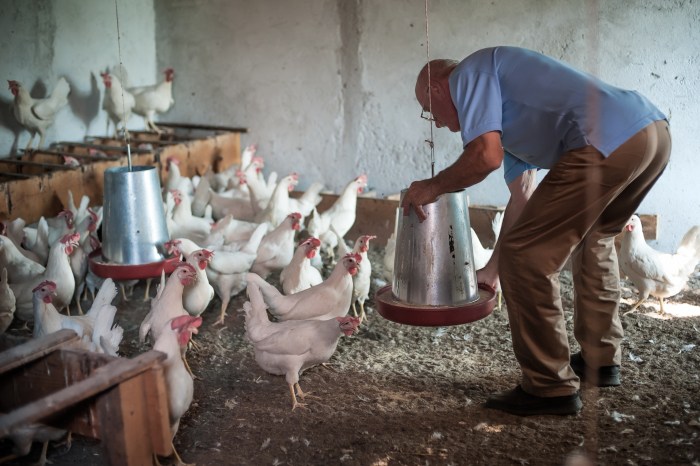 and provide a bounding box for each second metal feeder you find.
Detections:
[376,189,496,326]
